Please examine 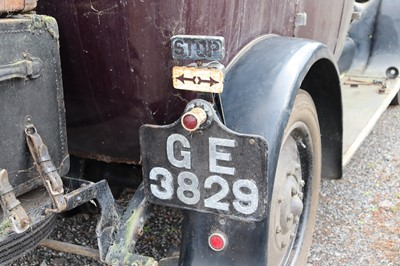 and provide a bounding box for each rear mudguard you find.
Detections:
[179,36,342,265]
